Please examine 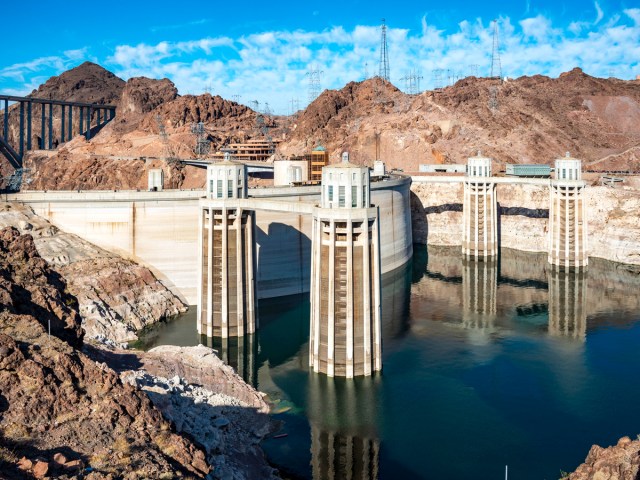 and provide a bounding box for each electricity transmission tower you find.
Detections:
[289,98,300,116]
[191,121,210,156]
[307,65,323,104]
[232,94,241,103]
[490,19,502,79]
[432,69,444,90]
[155,114,176,160]
[402,69,423,94]
[378,19,390,82]
[488,86,499,112]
